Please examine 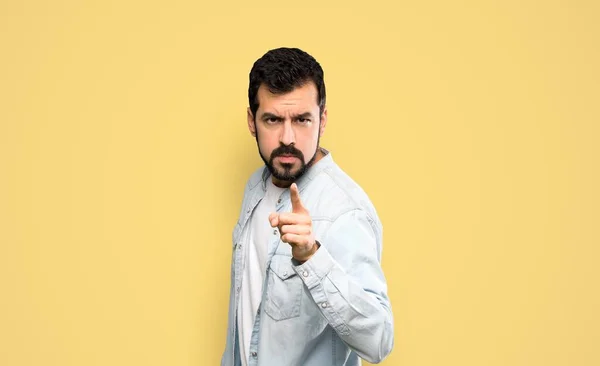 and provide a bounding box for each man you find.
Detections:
[221,47,394,366]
